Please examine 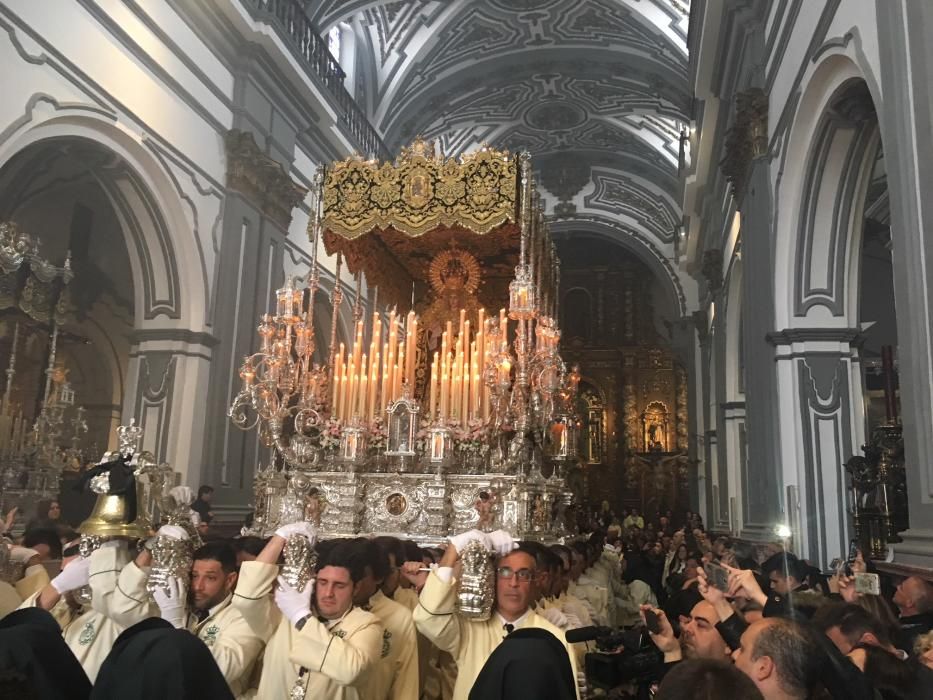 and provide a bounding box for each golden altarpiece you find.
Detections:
[558,239,690,515]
